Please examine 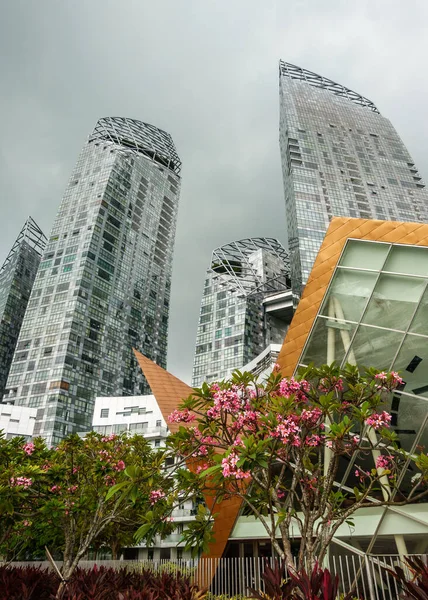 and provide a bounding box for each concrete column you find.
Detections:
[324,297,336,478]
[394,534,408,561]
